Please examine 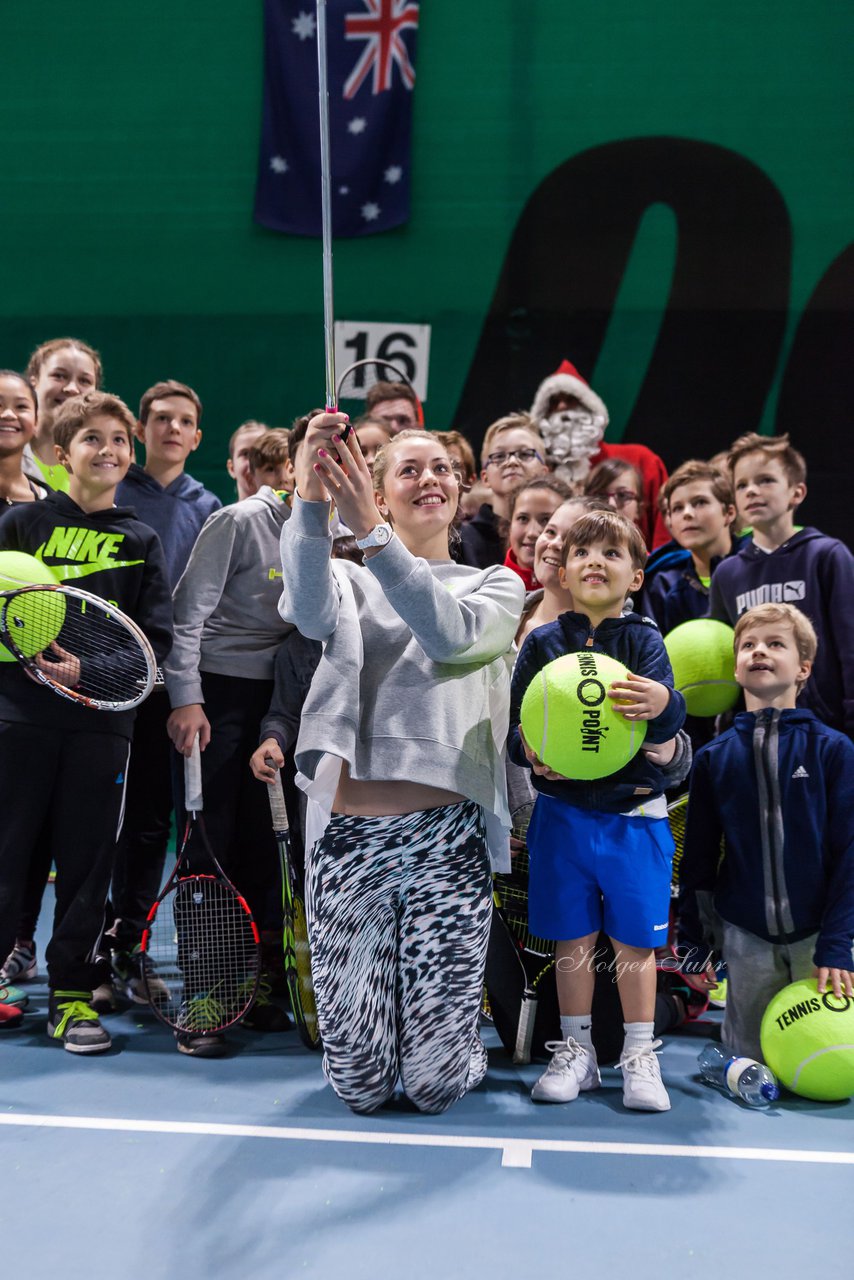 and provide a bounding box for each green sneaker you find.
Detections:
[0,982,29,1010]
[709,977,728,1008]
[48,991,112,1054]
